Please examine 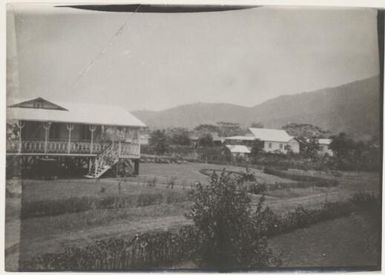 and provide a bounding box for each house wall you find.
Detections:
[263,139,300,154]
[264,141,286,153]
[288,139,300,154]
